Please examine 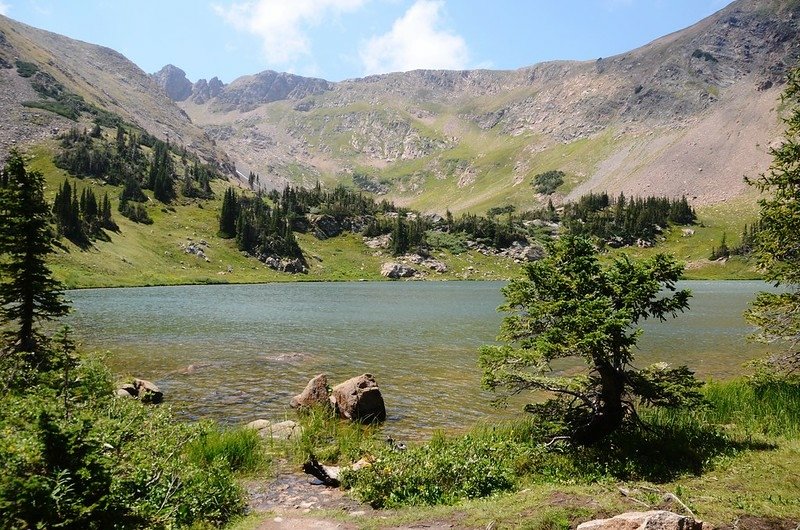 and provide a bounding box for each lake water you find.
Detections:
[67,280,772,439]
